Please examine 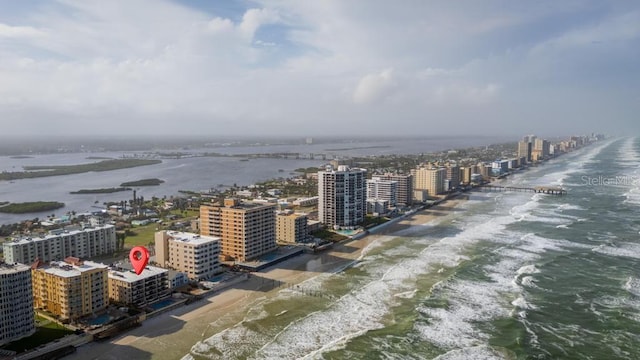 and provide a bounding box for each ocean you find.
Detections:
[182,137,640,359]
